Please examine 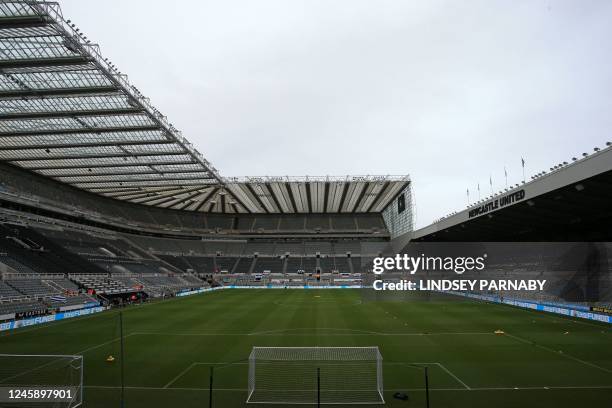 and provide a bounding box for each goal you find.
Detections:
[0,354,83,408]
[247,347,384,405]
